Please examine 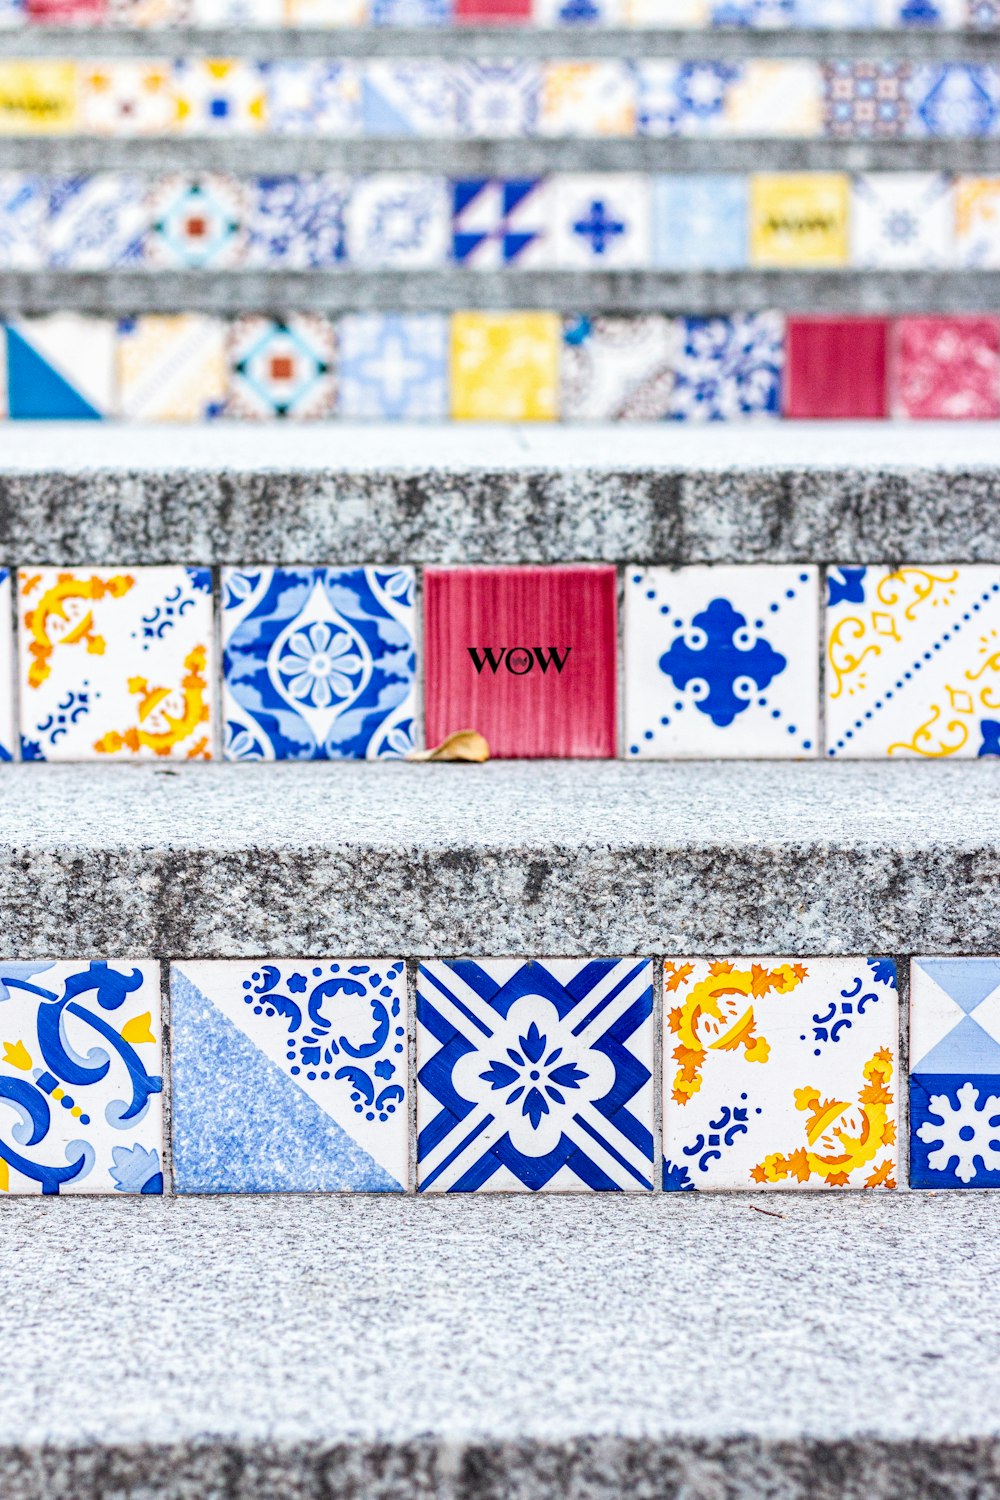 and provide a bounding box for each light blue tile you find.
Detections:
[338,313,448,420]
[652,174,748,270]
